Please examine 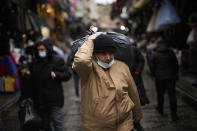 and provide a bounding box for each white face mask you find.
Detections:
[96,56,115,69]
[38,51,47,58]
